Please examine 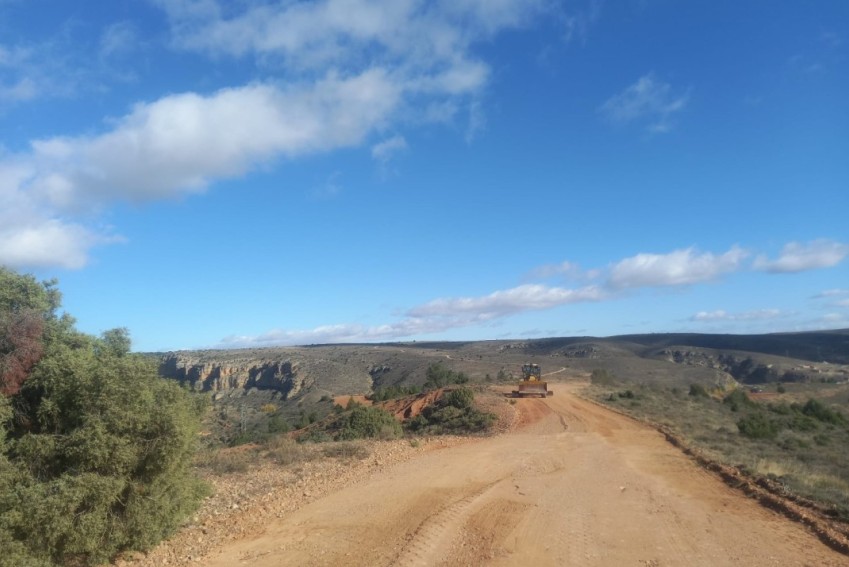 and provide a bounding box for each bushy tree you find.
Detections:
[0,267,207,565]
[423,363,469,390]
